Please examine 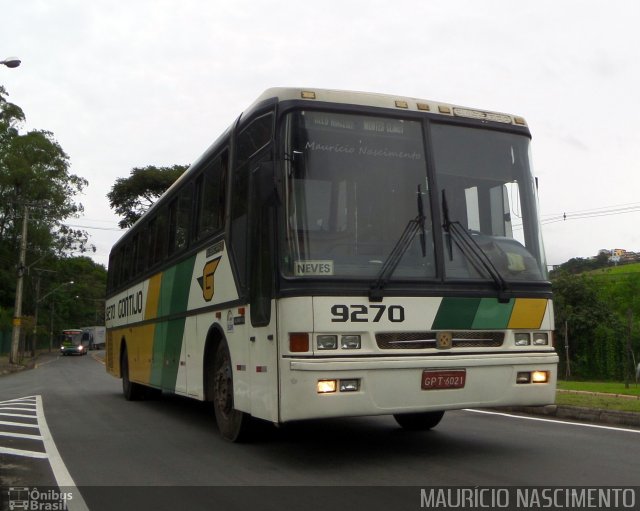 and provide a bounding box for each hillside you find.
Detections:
[589,262,640,276]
